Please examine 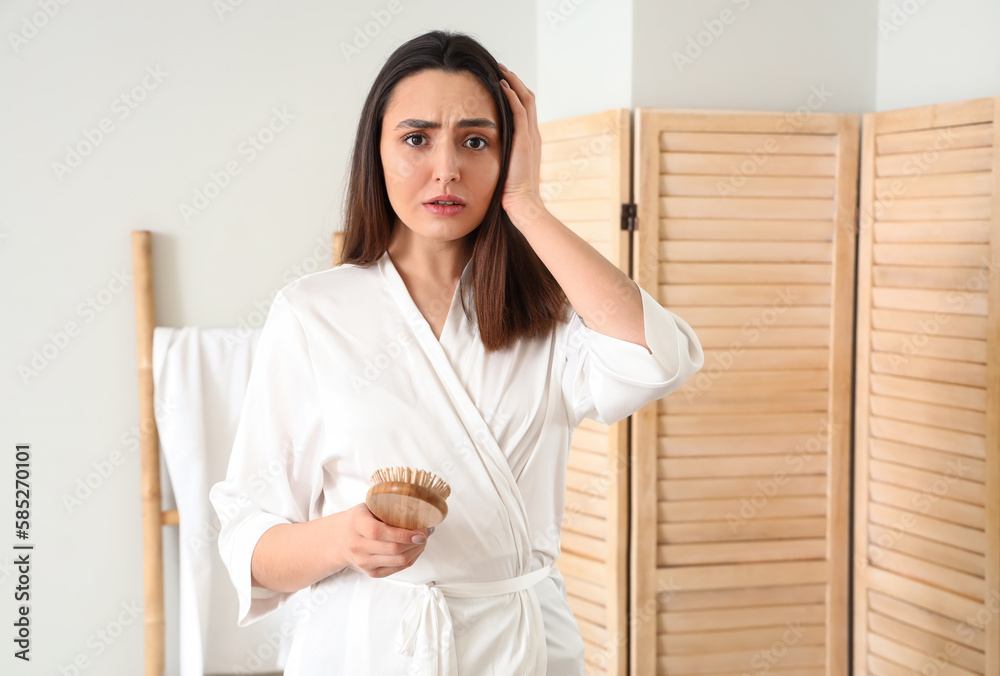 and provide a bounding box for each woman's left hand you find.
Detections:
[497,64,546,220]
